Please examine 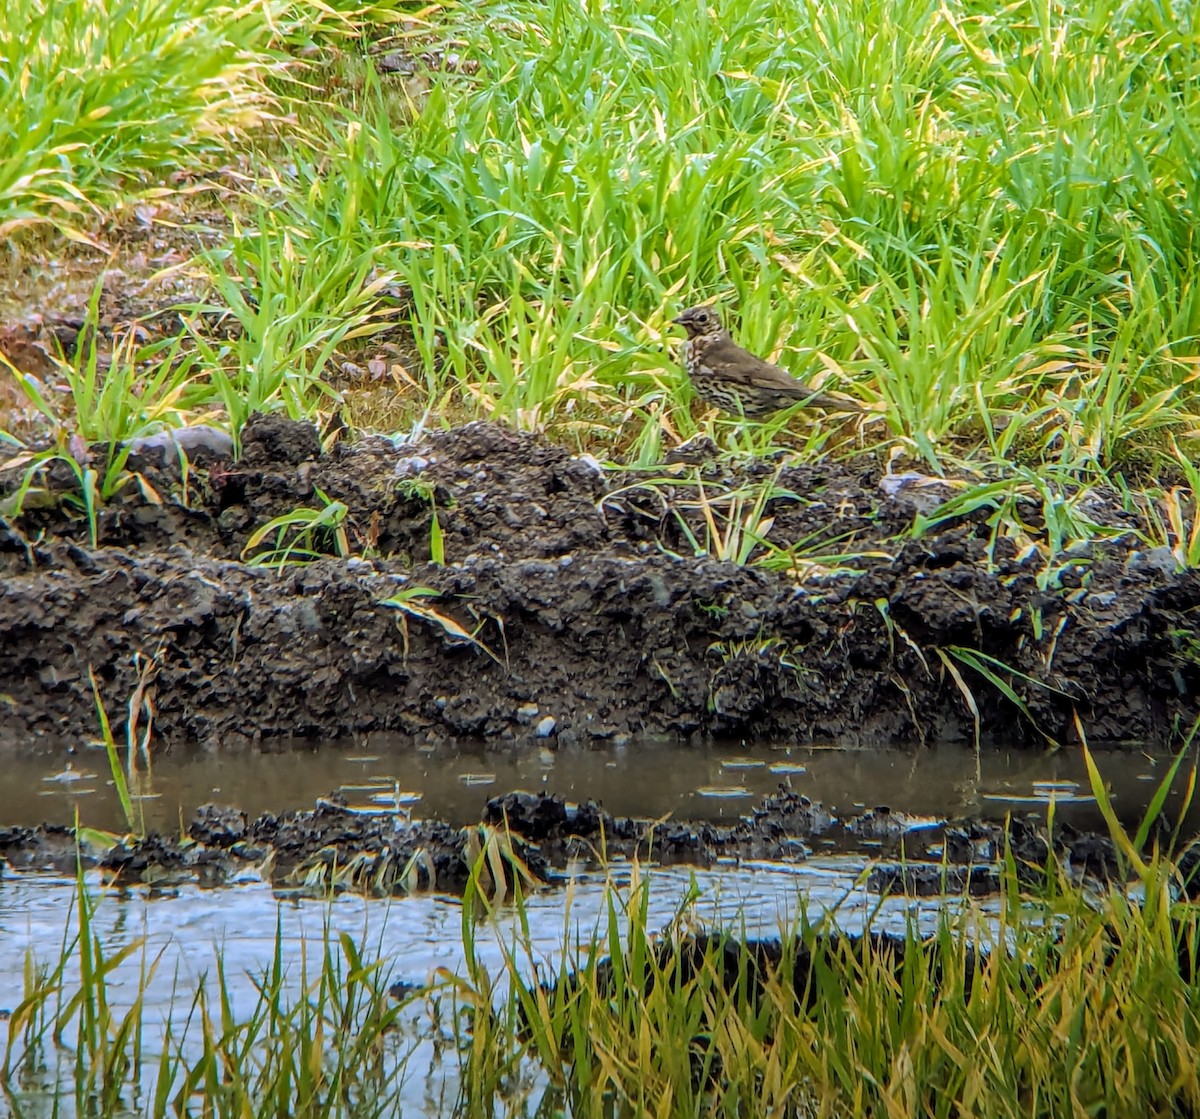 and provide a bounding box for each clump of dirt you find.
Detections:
[545,930,993,1038]
[1,415,1198,751]
[0,790,1187,900]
